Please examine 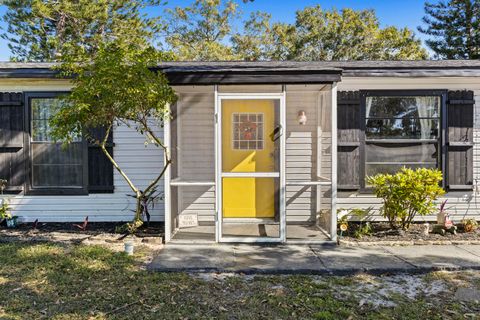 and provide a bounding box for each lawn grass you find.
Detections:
[0,242,478,319]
